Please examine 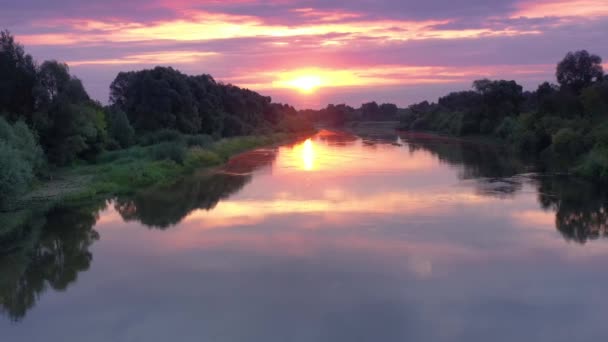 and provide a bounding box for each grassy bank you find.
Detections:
[1,132,311,242]
[47,132,311,202]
